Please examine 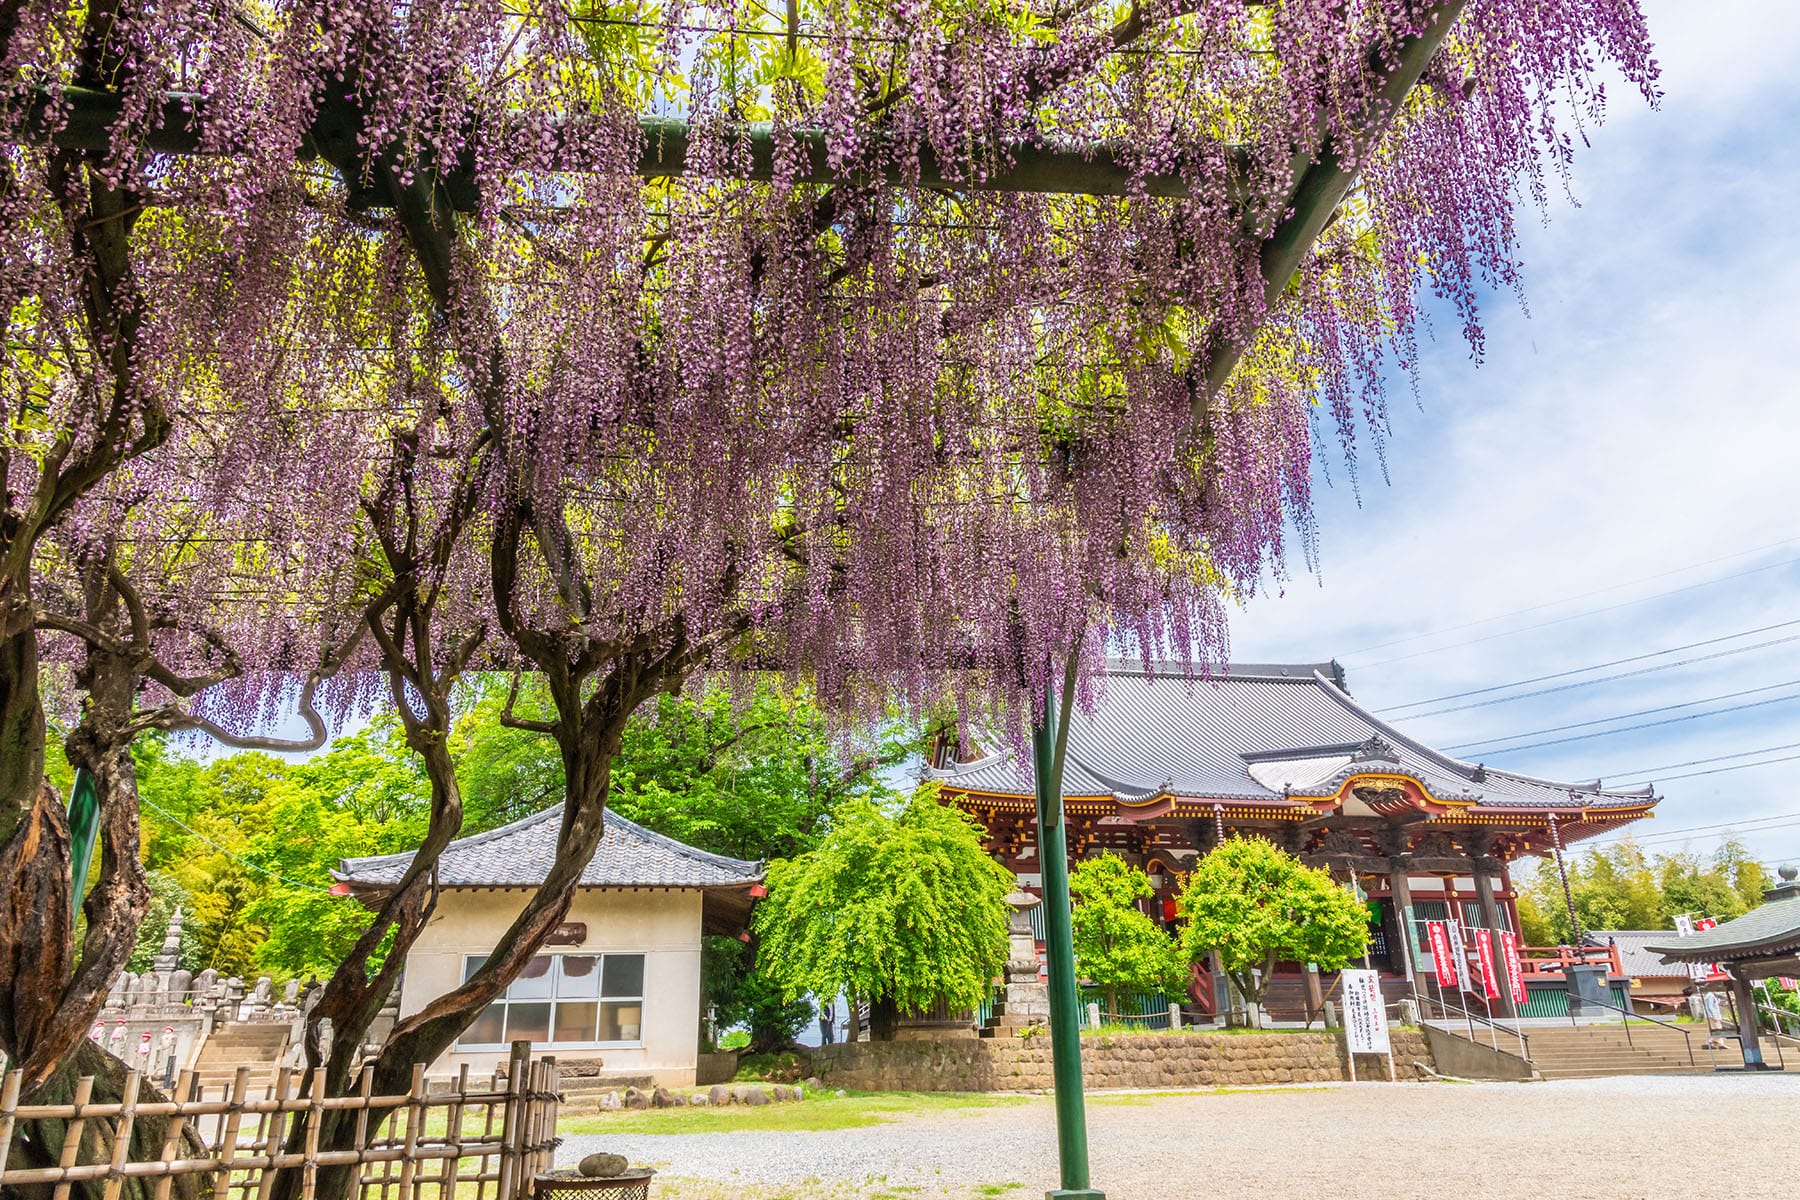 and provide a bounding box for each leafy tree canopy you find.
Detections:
[1176,837,1368,1006]
[1515,837,1773,946]
[754,789,1014,1024]
[1069,852,1187,1011]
